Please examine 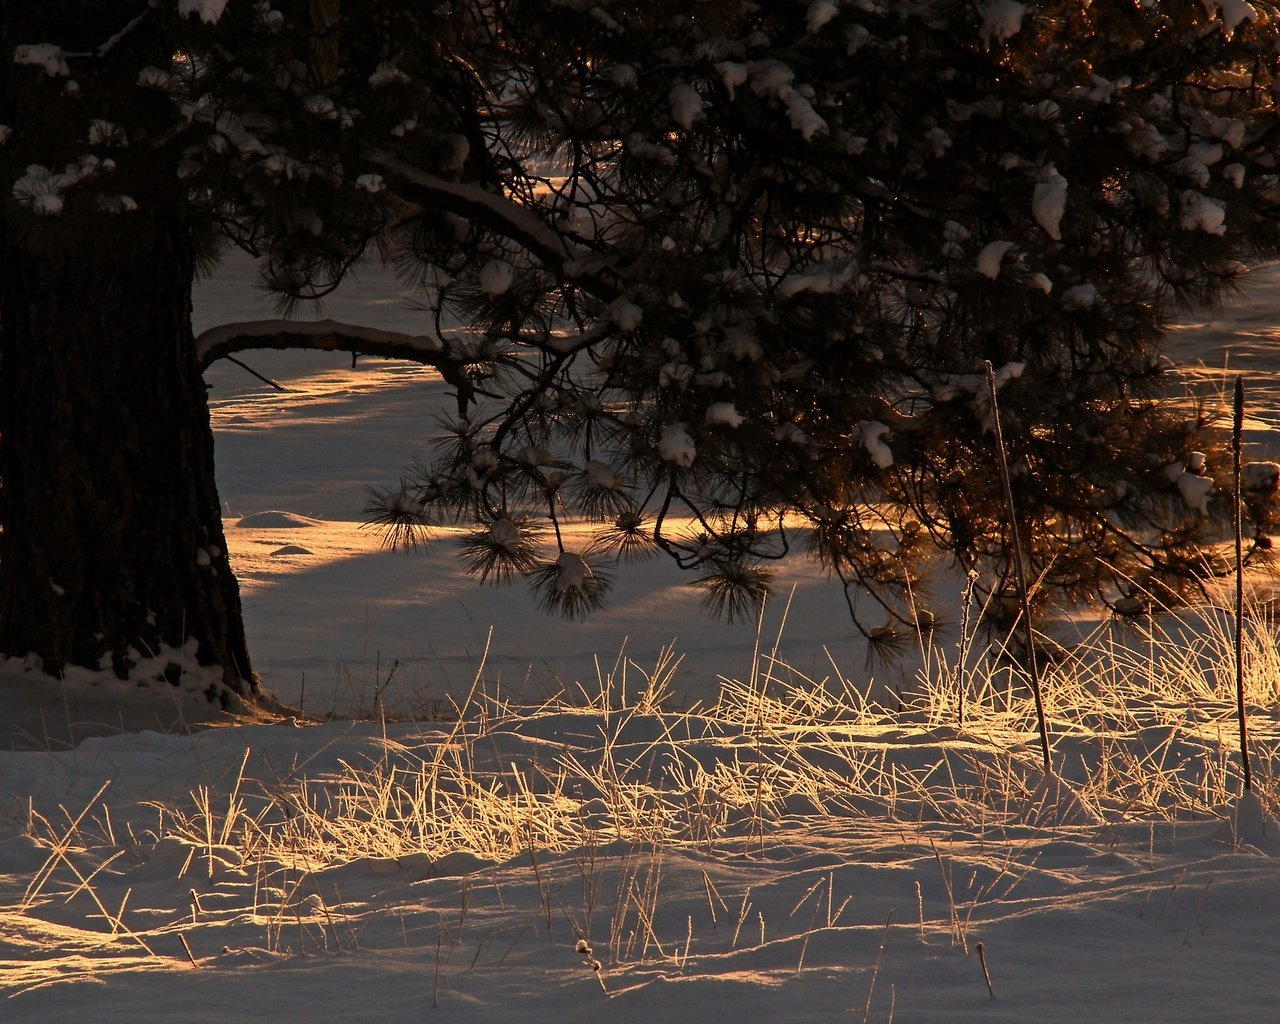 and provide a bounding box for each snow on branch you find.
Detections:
[95,10,153,59]
[363,150,623,302]
[195,318,446,370]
